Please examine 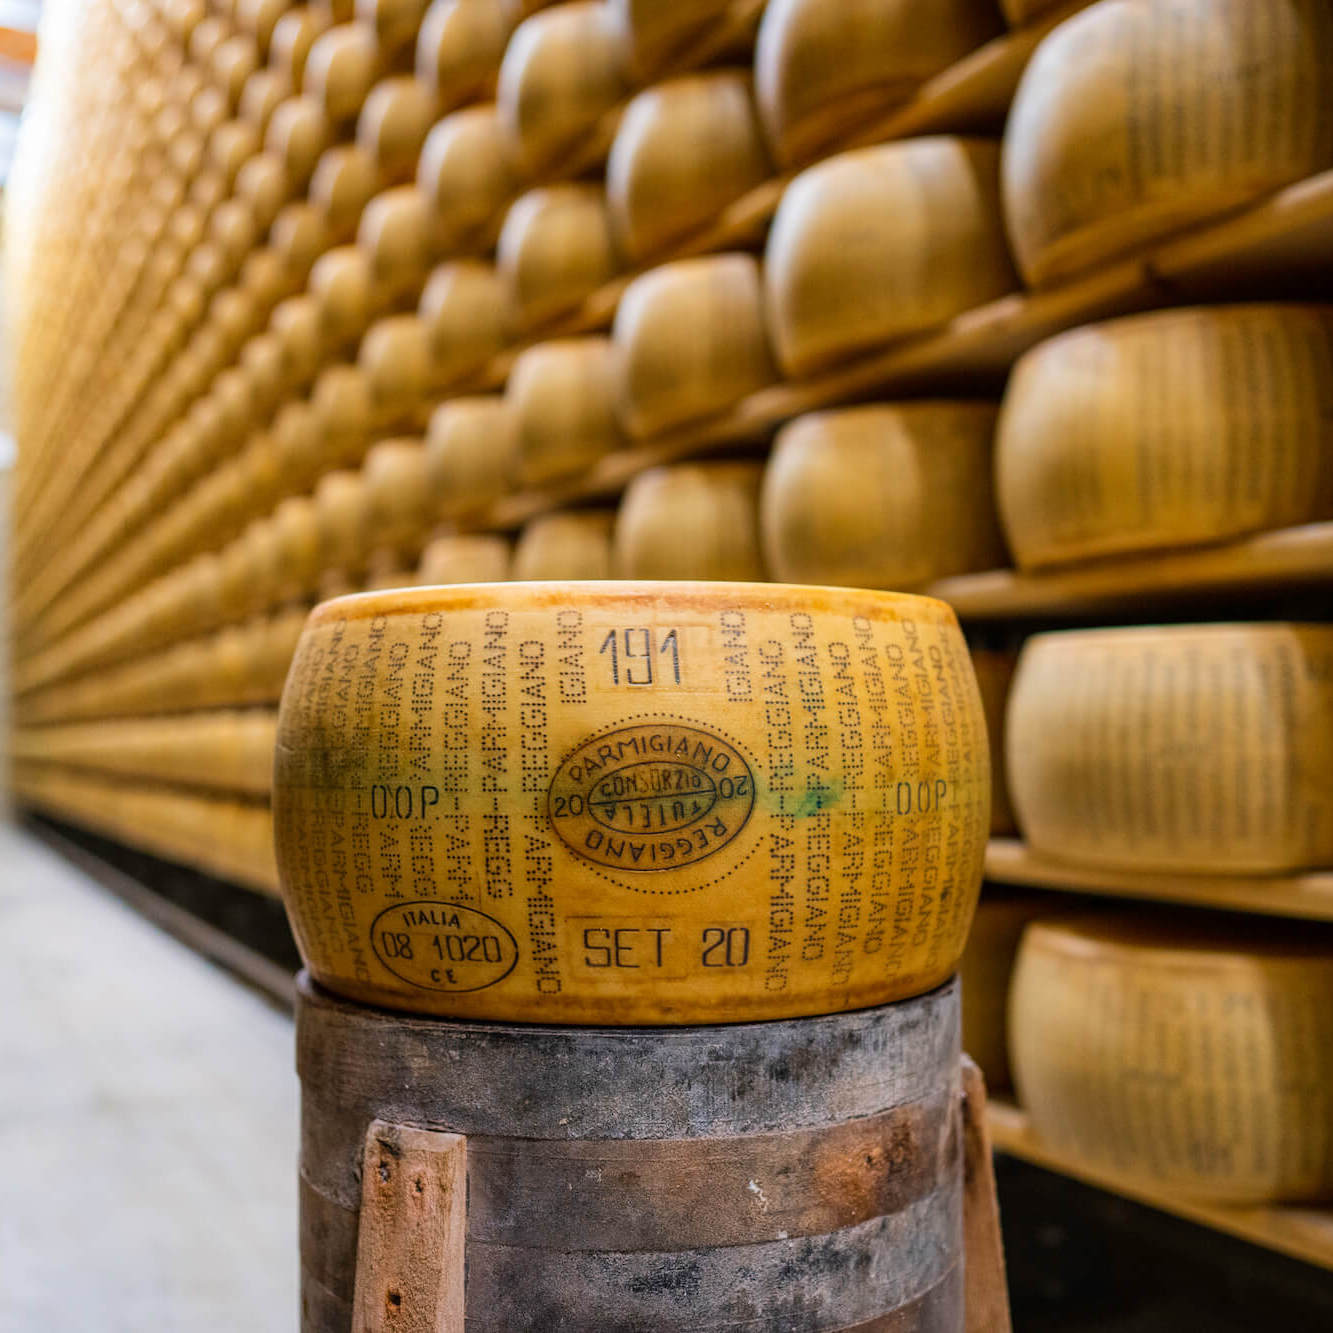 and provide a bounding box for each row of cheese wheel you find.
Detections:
[18,0,1333,668]
[961,896,1333,1204]
[18,295,1333,699]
